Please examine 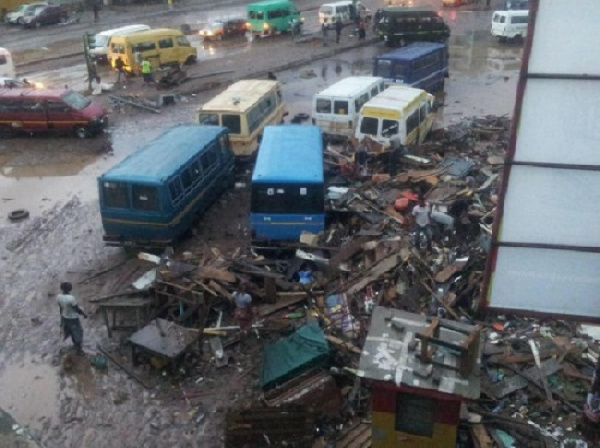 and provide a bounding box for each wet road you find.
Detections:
[0,1,521,446]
